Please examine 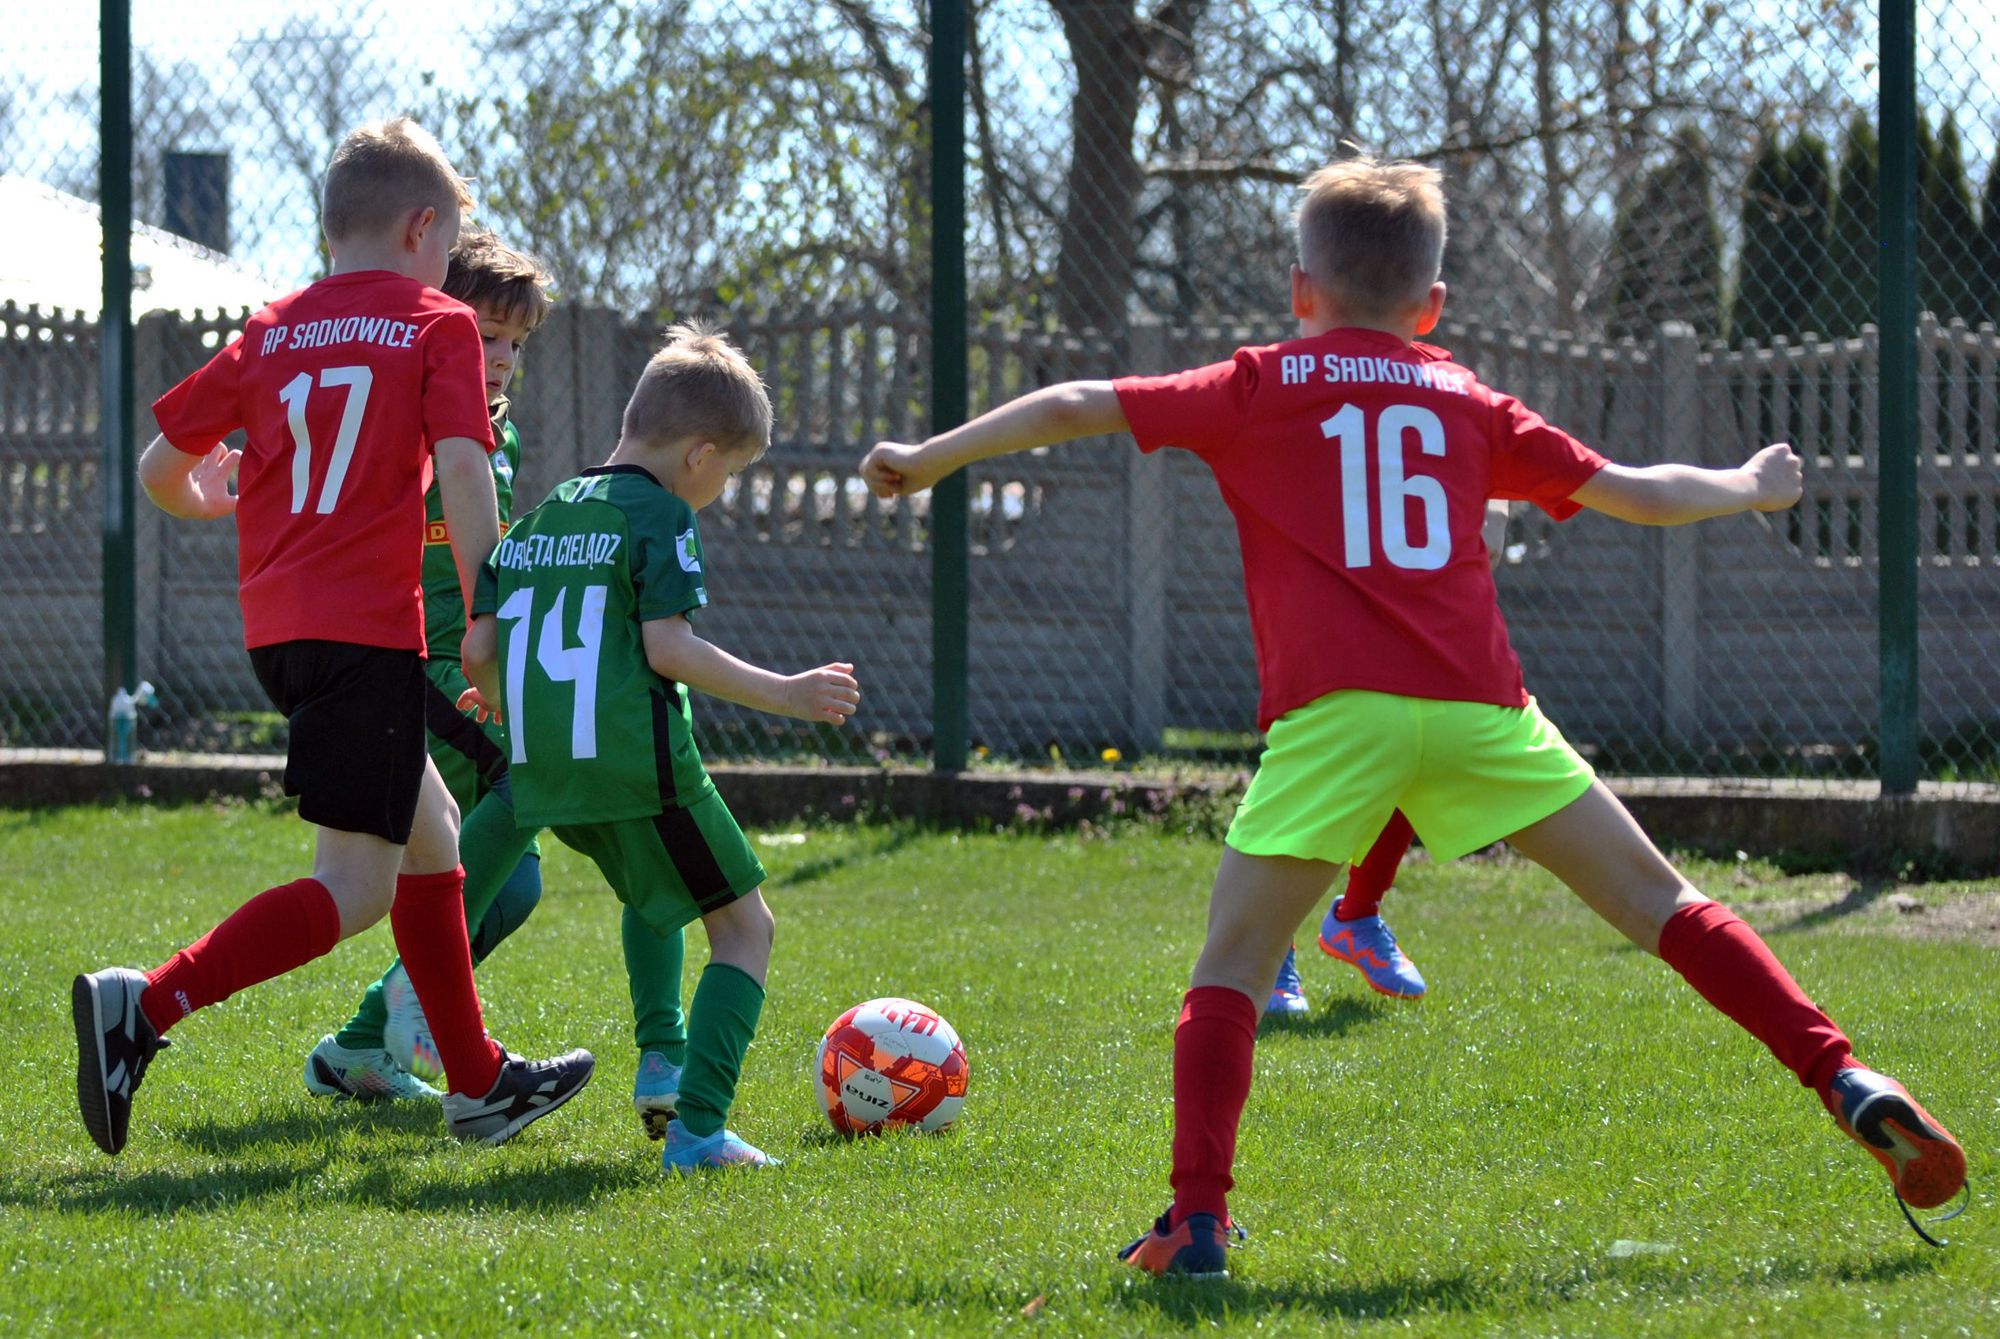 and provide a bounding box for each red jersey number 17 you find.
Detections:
[1323,402,1450,571]
[278,365,375,514]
